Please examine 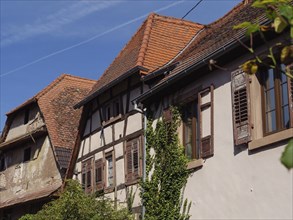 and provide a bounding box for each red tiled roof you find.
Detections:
[139,0,268,98]
[85,13,203,102]
[3,74,95,169]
